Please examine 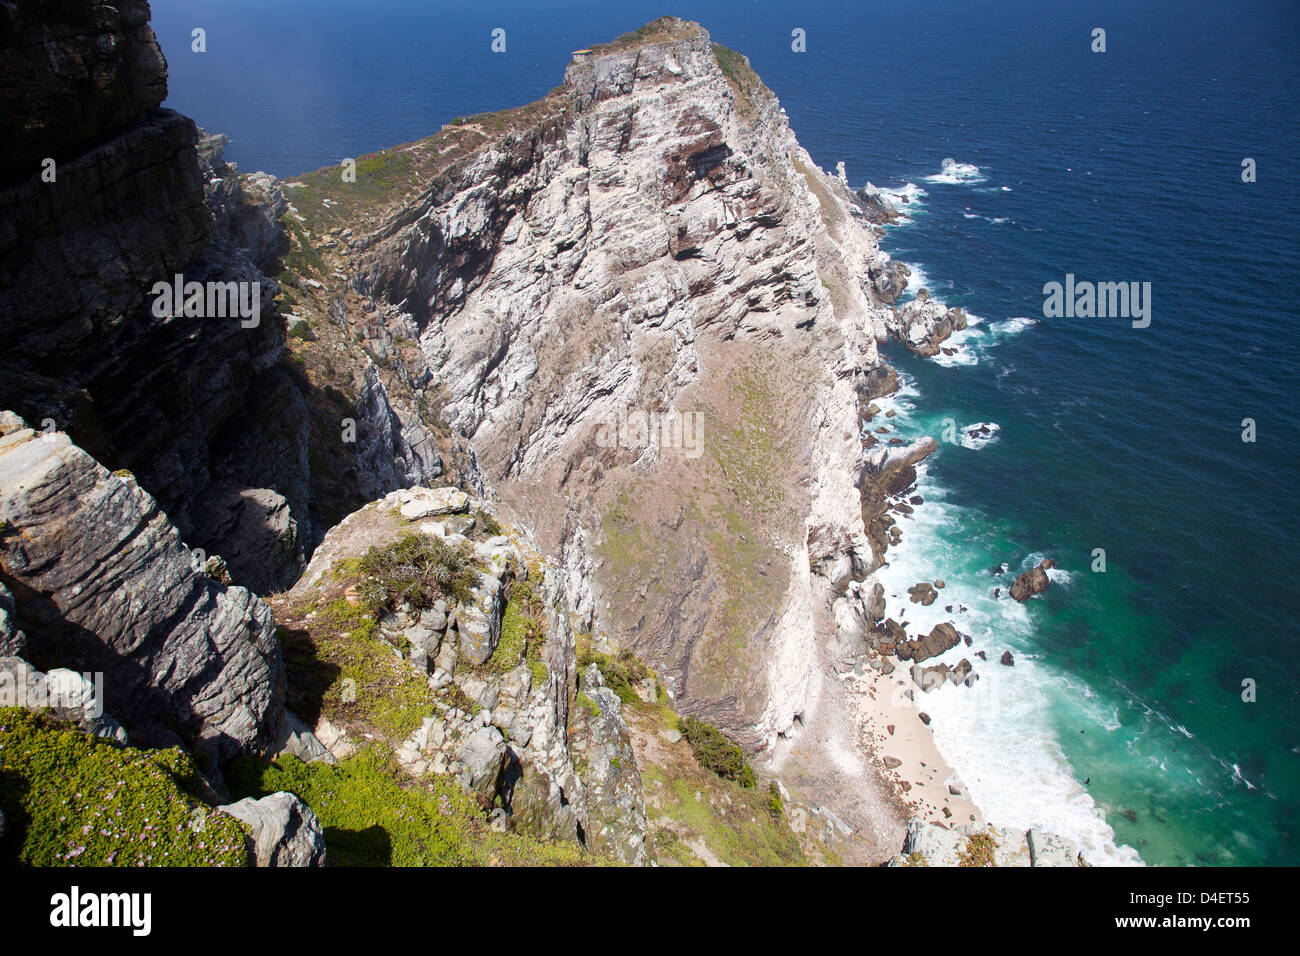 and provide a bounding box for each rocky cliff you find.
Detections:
[0,5,1018,867]
[0,0,450,597]
[281,19,915,755]
[0,412,284,762]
